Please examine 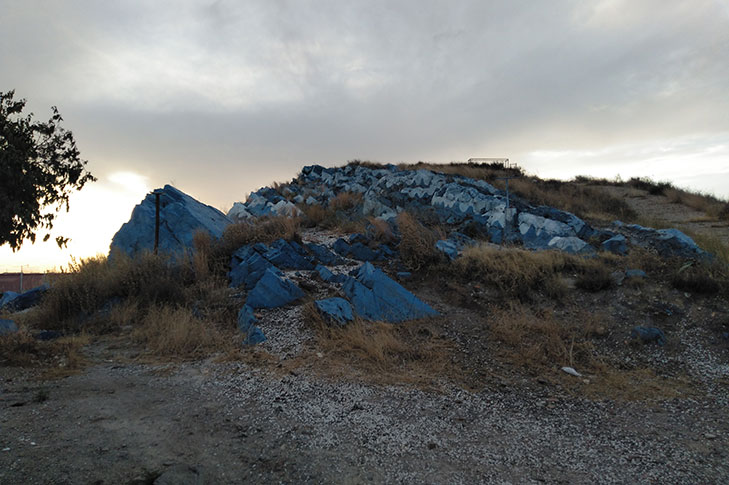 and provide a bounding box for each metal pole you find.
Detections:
[154,191,161,255]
